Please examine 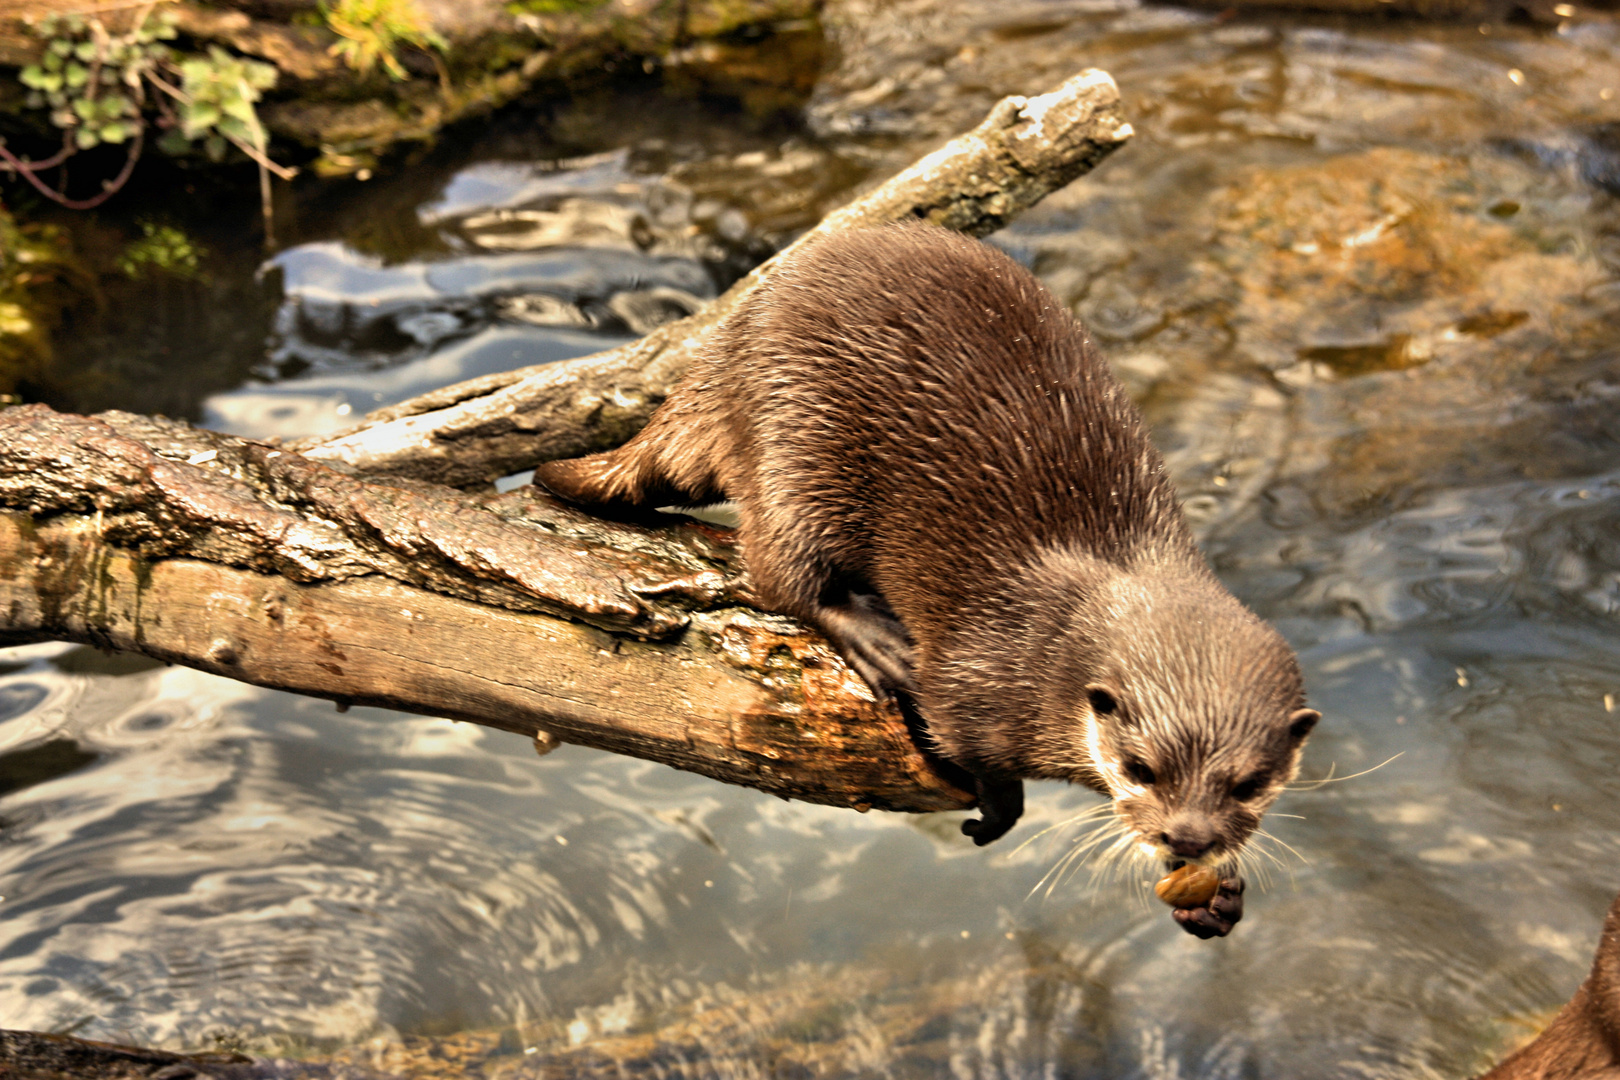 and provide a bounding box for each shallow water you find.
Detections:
[5,2,1620,1077]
